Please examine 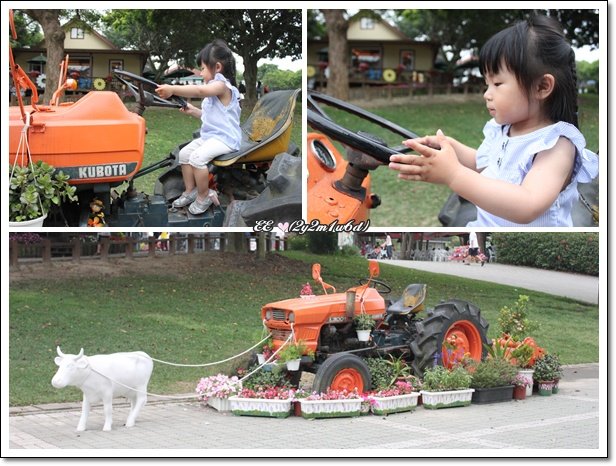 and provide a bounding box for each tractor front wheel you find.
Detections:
[410,300,489,377]
[312,353,372,393]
